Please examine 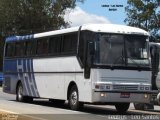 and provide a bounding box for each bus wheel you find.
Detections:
[16,83,33,102]
[115,103,130,114]
[16,83,24,102]
[134,103,144,110]
[134,103,154,110]
[69,85,83,110]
